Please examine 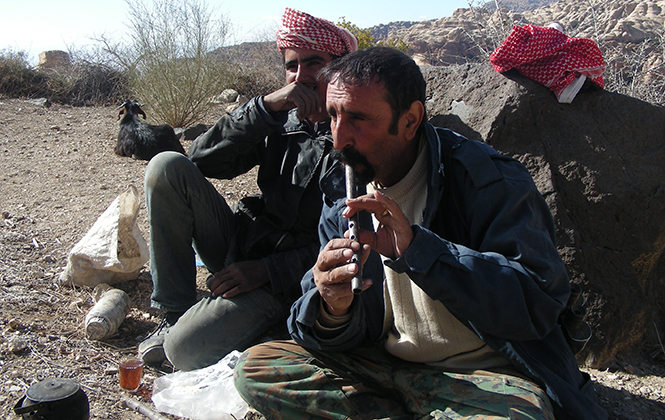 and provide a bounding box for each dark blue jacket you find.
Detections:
[288,123,608,420]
